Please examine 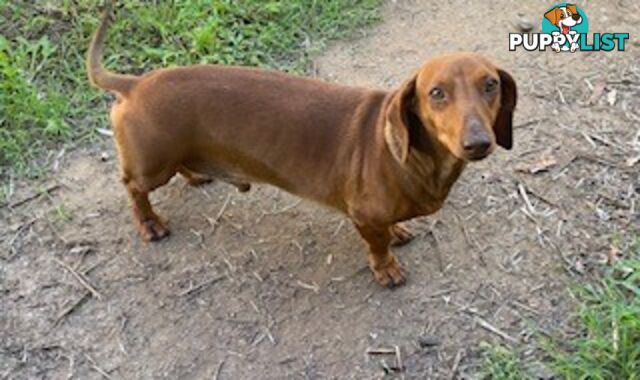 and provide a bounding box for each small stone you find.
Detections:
[417,334,441,348]
[100,152,110,162]
[517,18,534,33]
